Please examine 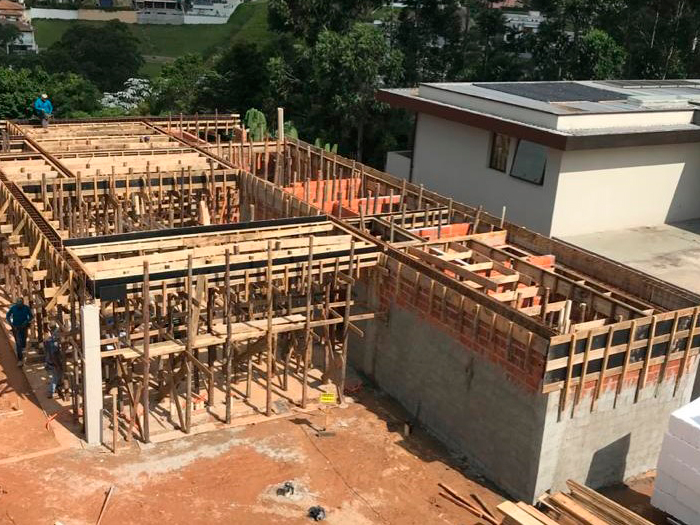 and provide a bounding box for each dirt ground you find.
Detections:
[0,327,507,525]
[0,325,672,525]
[600,474,668,525]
